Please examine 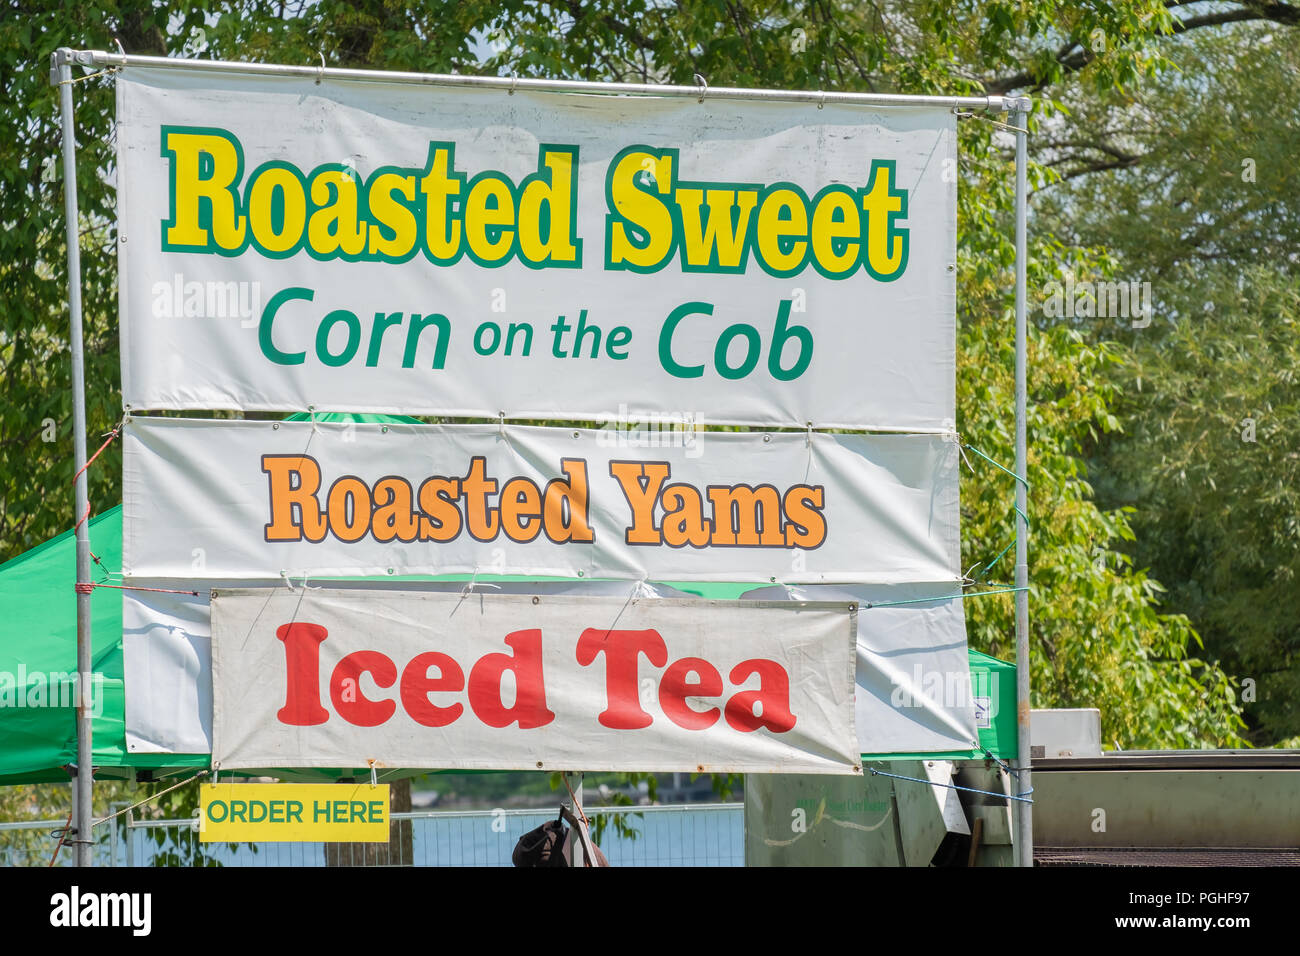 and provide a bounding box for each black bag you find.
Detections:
[512,816,572,867]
